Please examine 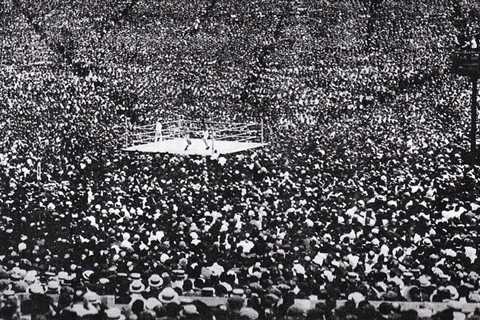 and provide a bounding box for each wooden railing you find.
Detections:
[12,293,480,319]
